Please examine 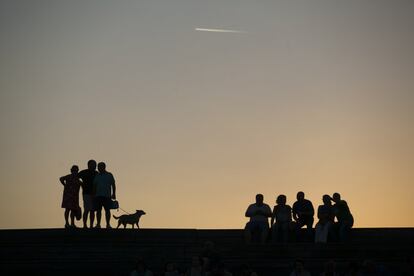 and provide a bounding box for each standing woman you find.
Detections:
[59,165,82,228]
